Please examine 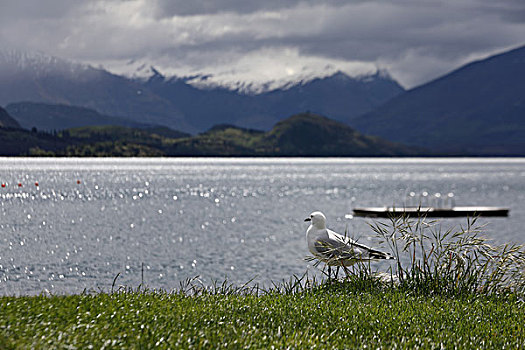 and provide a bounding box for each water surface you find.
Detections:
[1,157,524,295]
